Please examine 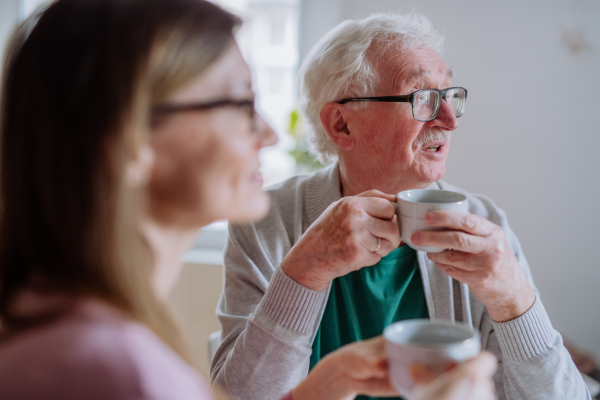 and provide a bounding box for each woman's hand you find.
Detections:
[291,338,497,400]
[412,352,498,400]
[291,336,397,400]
